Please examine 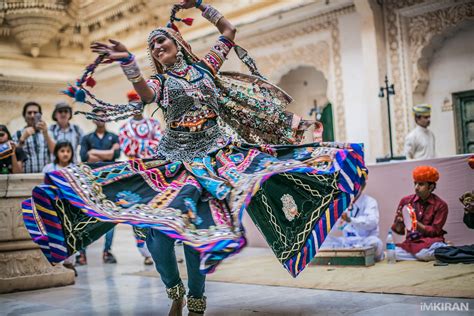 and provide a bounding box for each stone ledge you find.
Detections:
[0,173,43,198]
[0,248,75,294]
[0,174,75,293]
